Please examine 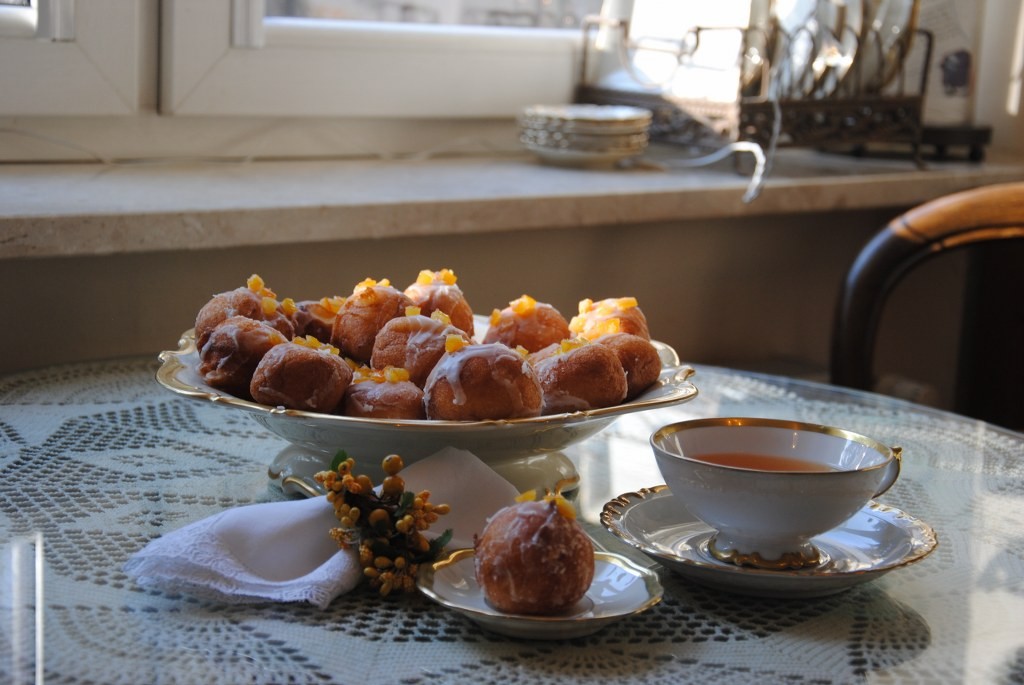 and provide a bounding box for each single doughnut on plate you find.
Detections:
[198,315,288,398]
[482,294,571,353]
[530,338,628,414]
[423,340,543,420]
[249,337,353,413]
[403,268,475,337]
[331,278,414,363]
[474,497,595,615]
